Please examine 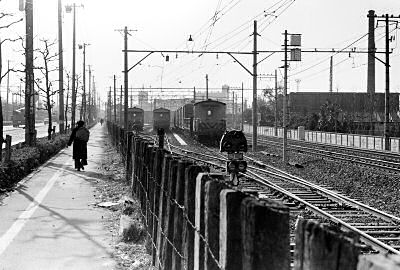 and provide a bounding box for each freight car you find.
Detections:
[174,103,194,133]
[153,107,170,131]
[127,107,144,132]
[174,99,226,144]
